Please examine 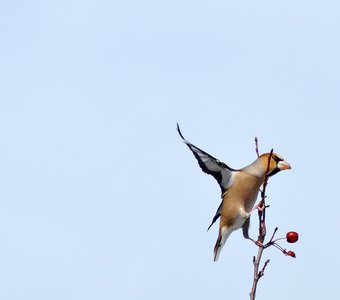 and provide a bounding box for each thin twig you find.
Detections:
[250,246,264,299]
[259,259,270,278]
[249,147,273,300]
[263,227,279,249]
[254,137,260,158]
